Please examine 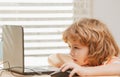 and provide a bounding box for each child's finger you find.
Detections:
[61,65,71,72]
[69,69,76,77]
[60,63,70,70]
[60,63,66,70]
